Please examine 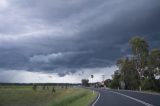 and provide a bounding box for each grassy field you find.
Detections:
[0,85,97,106]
